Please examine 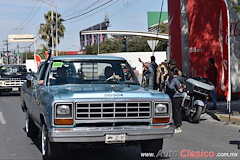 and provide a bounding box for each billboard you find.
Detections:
[8,34,35,42]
